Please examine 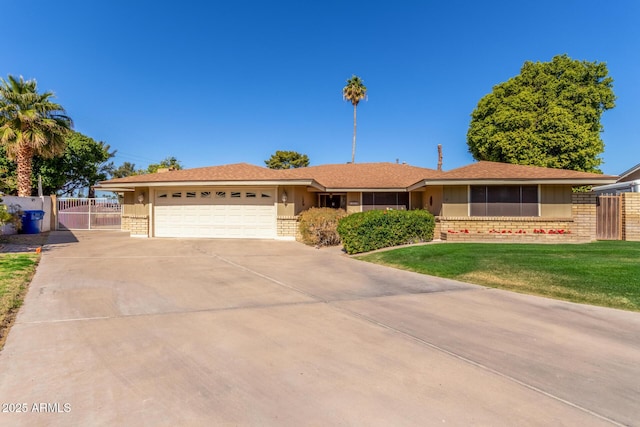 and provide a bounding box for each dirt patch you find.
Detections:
[0,232,49,254]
